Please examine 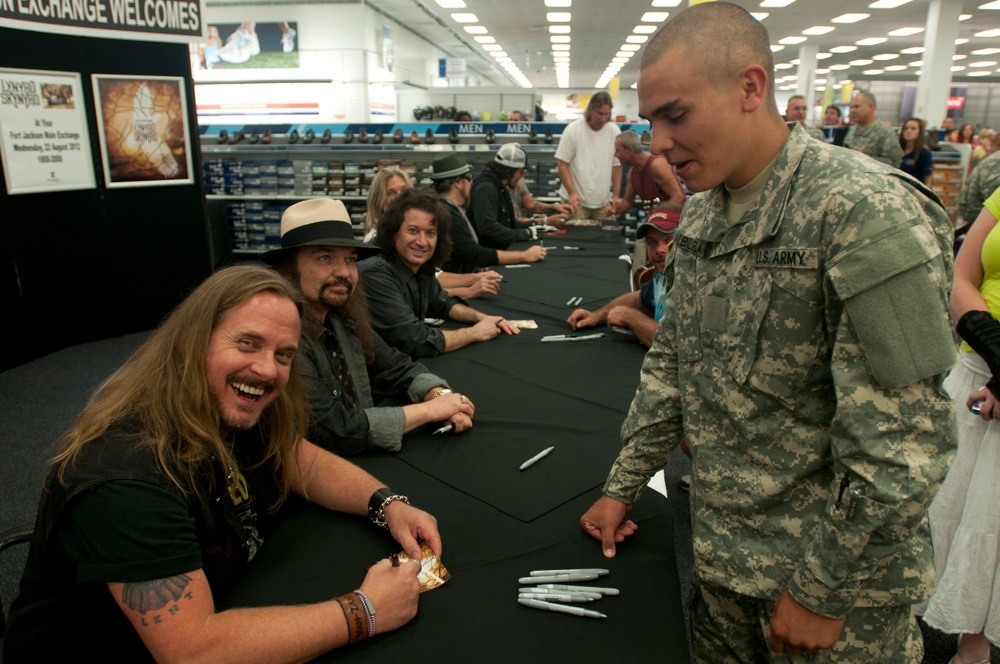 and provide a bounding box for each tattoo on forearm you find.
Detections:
[121,574,193,618]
